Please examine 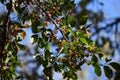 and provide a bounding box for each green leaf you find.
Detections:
[98,53,103,59]
[105,58,112,62]
[104,66,113,78]
[33,53,40,59]
[68,28,75,36]
[64,71,77,79]
[45,42,50,52]
[39,21,44,26]
[38,38,45,48]
[81,33,88,38]
[68,16,76,27]
[64,1,73,9]
[17,43,26,50]
[65,71,73,77]
[86,60,92,65]
[42,58,48,67]
[17,37,22,42]
[62,41,68,47]
[32,20,40,33]
[87,39,94,45]
[76,31,82,36]
[30,34,38,44]
[72,41,79,46]
[94,64,101,76]
[15,76,21,79]
[54,63,62,72]
[91,55,98,63]
[76,31,88,38]
[13,7,19,15]
[109,62,120,71]
[79,16,88,25]
[77,50,84,58]
[80,38,88,45]
[86,24,93,30]
[62,48,68,53]
[60,20,68,26]
[43,67,52,79]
